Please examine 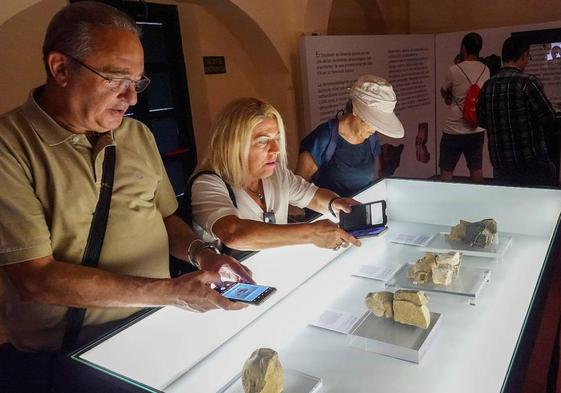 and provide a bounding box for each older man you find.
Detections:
[0,2,250,390]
